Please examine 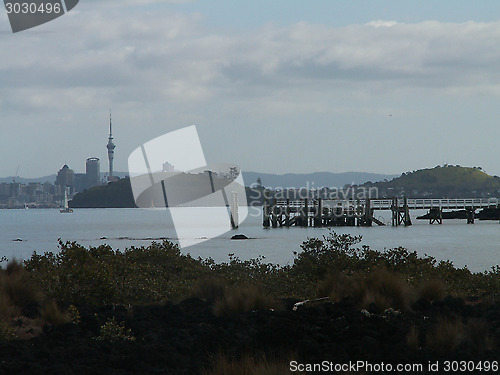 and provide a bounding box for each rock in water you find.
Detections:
[231,234,248,240]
